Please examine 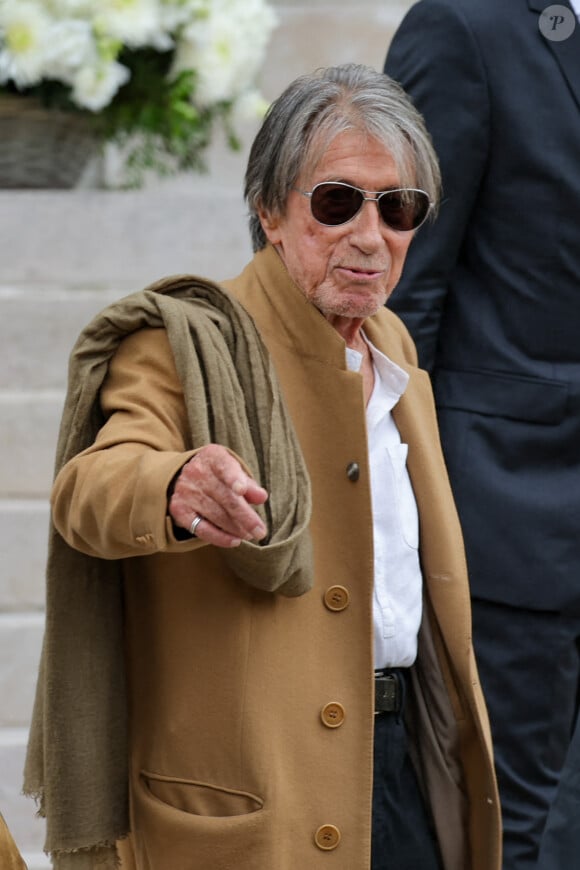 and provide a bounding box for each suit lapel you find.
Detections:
[528,0,580,110]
